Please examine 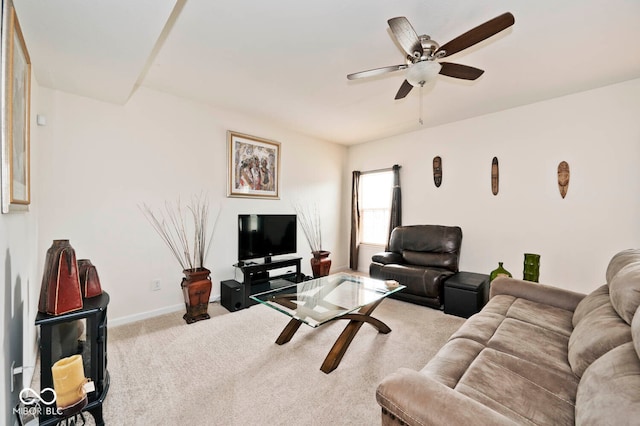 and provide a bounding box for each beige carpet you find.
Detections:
[98,299,464,425]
